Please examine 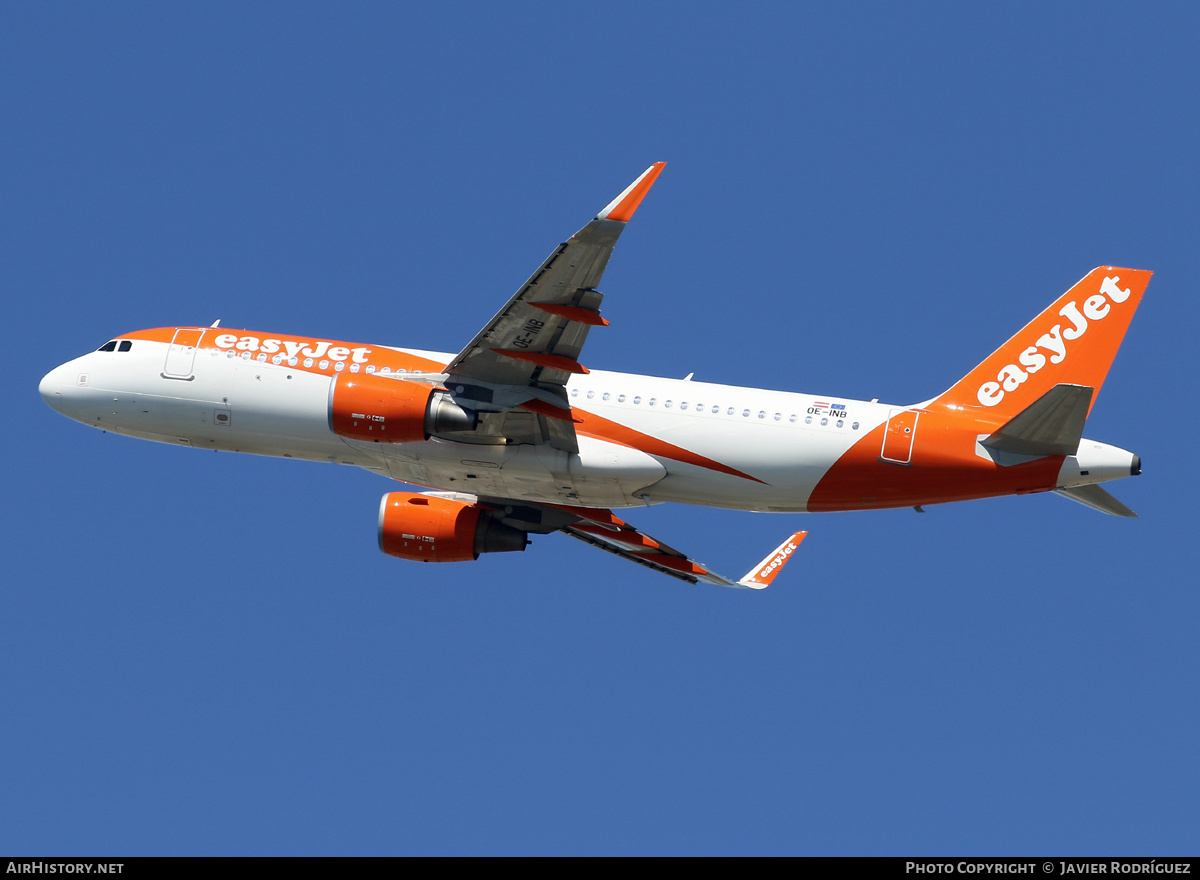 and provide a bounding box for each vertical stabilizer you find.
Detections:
[934,267,1150,421]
